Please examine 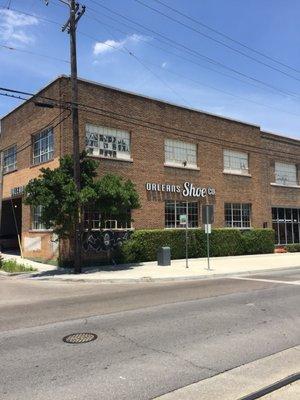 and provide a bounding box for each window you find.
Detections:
[86,124,131,160]
[224,203,251,228]
[223,149,249,174]
[272,207,300,244]
[165,139,197,168]
[165,201,199,228]
[33,128,54,165]
[31,205,47,230]
[275,162,298,186]
[3,145,16,173]
[84,210,132,230]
